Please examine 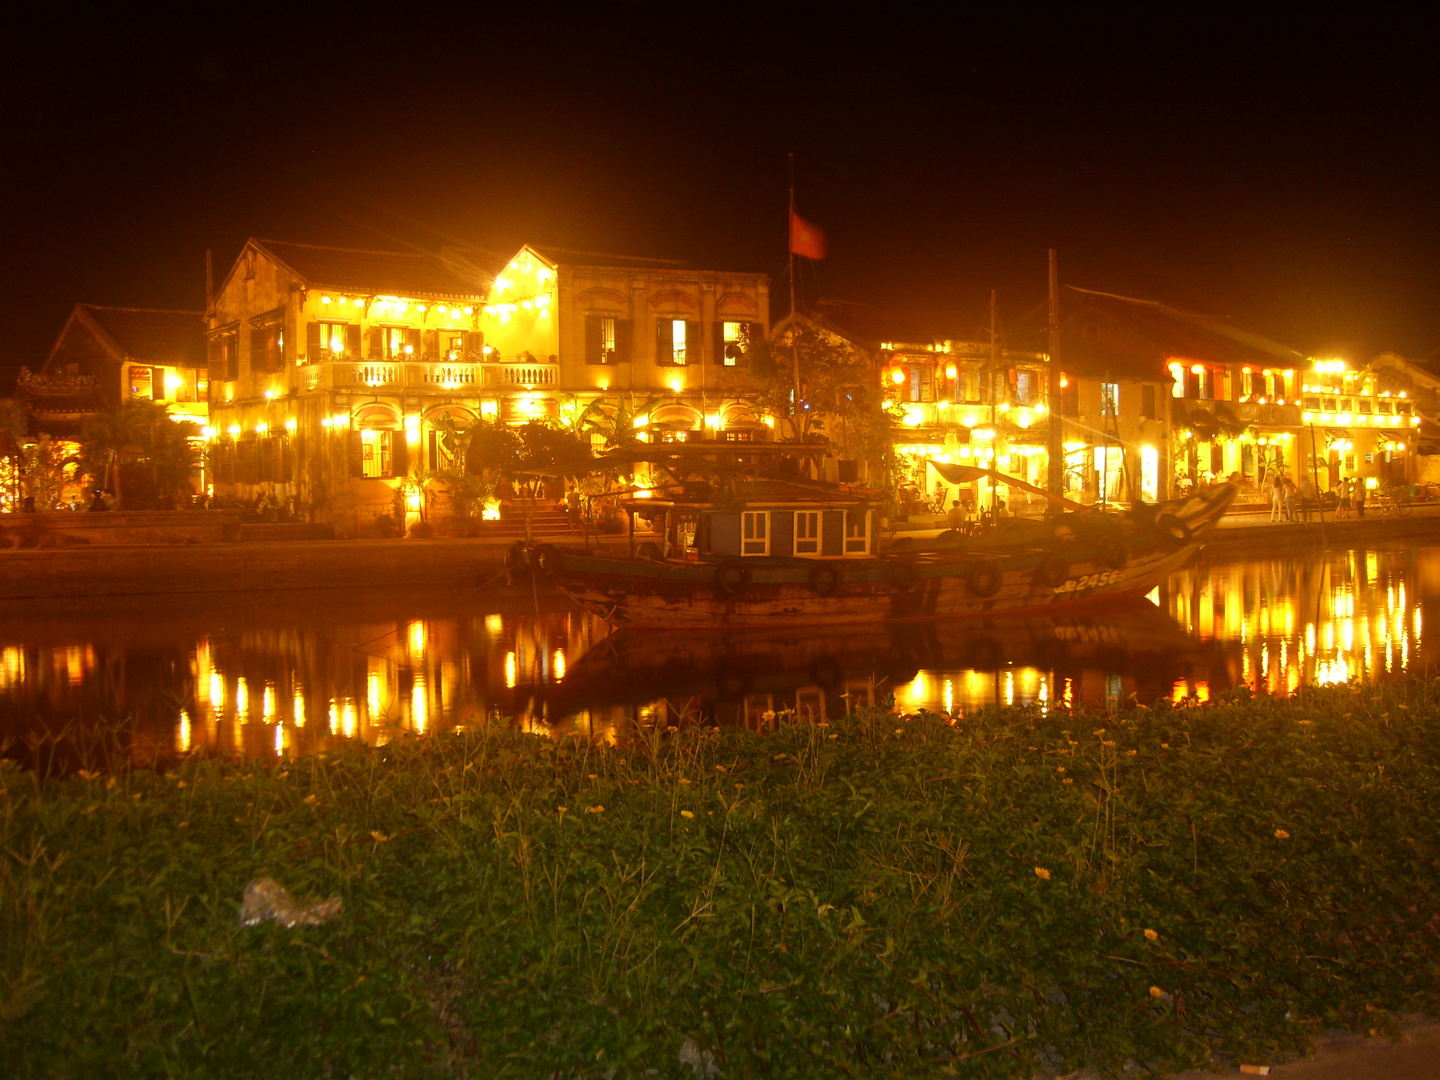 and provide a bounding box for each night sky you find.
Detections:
[5,8,1437,386]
